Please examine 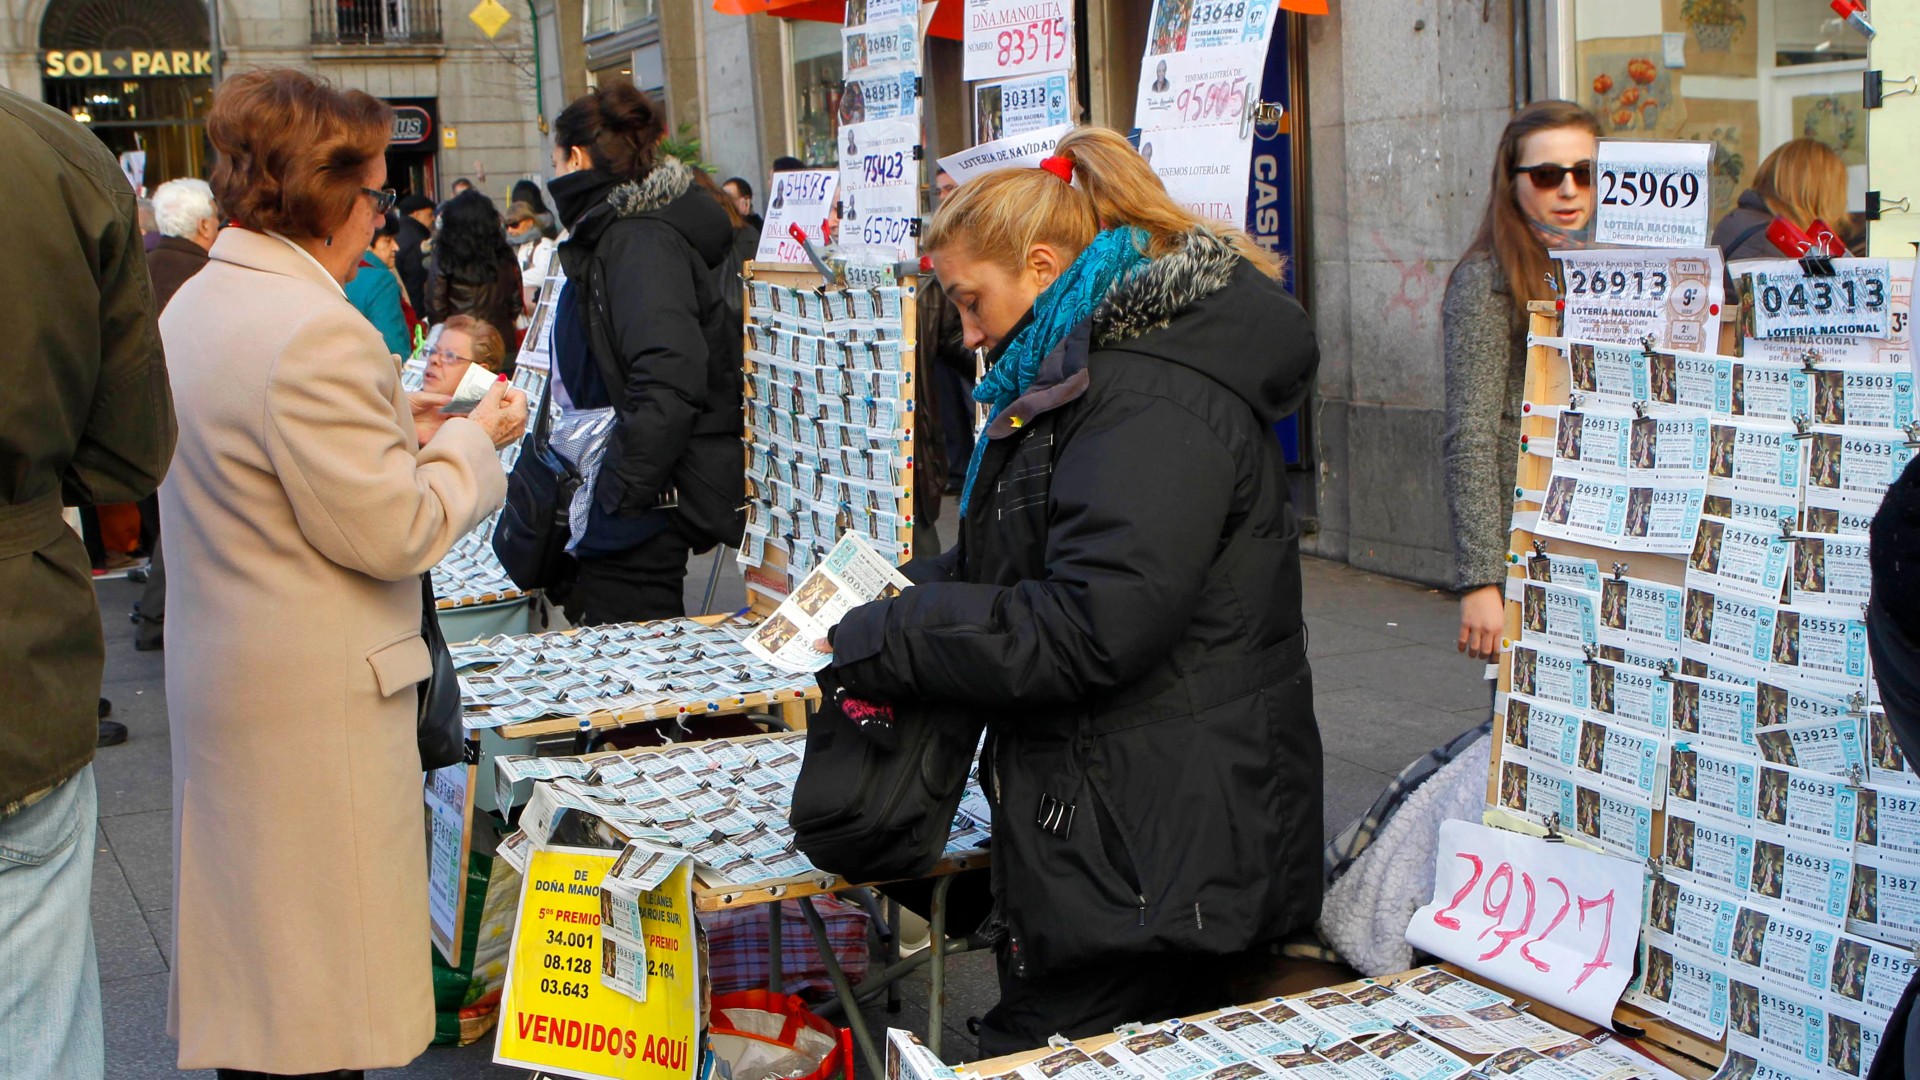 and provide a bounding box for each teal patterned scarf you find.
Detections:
[959,227,1149,518]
